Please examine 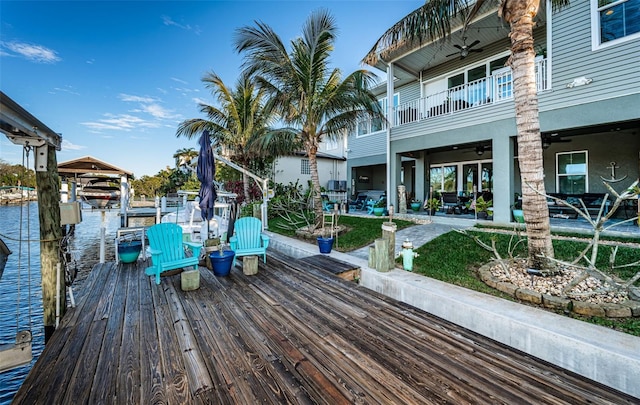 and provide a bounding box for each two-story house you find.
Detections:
[347,0,640,223]
[271,138,349,202]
